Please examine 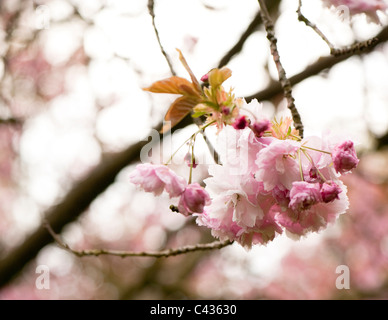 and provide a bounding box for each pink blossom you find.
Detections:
[129,163,187,198]
[277,181,349,237]
[332,140,359,174]
[320,181,342,203]
[216,126,264,175]
[300,135,336,181]
[196,204,282,249]
[289,181,322,212]
[178,183,211,216]
[204,166,266,227]
[255,139,300,191]
[196,163,282,248]
[323,0,388,23]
